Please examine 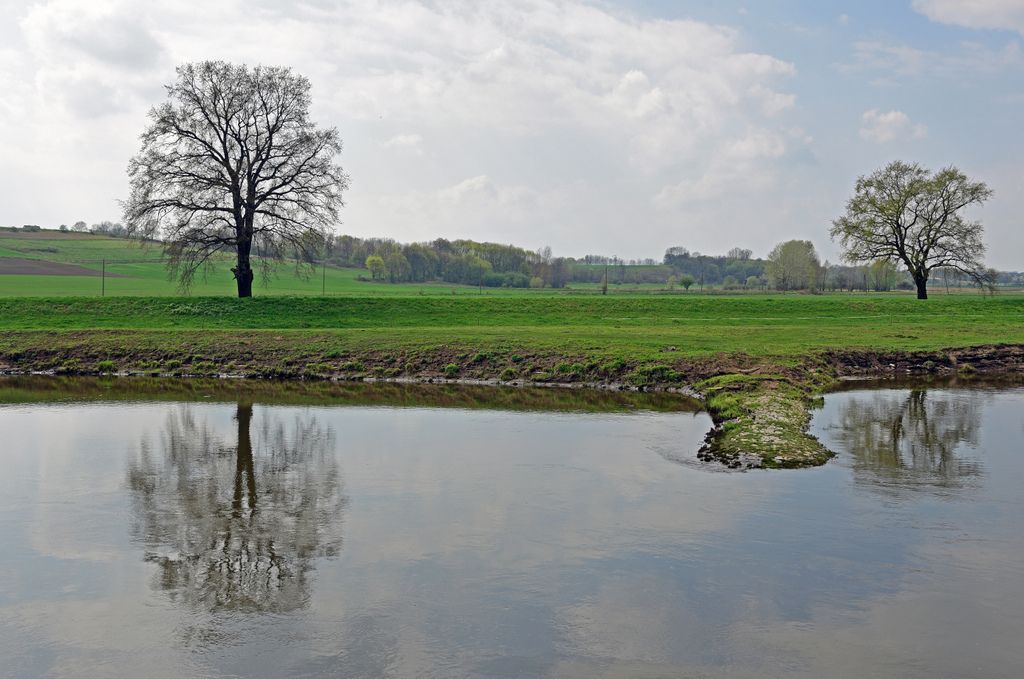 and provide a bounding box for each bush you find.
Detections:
[96,360,116,373]
[500,367,517,380]
[443,363,460,378]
